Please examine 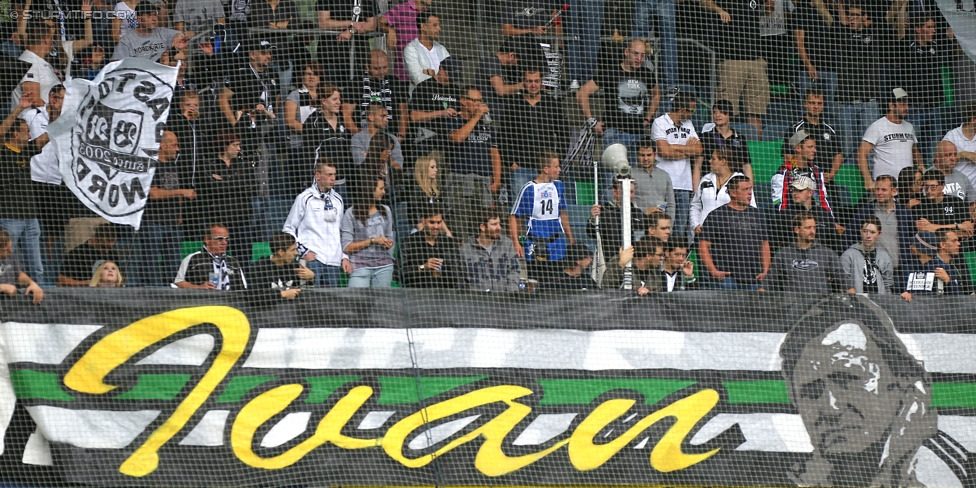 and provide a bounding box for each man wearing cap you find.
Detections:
[781,89,843,184]
[902,229,973,298]
[913,168,975,237]
[858,87,924,190]
[771,175,841,251]
[773,130,832,215]
[112,2,189,61]
[933,140,976,203]
[403,11,450,95]
[542,242,600,291]
[219,38,278,238]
